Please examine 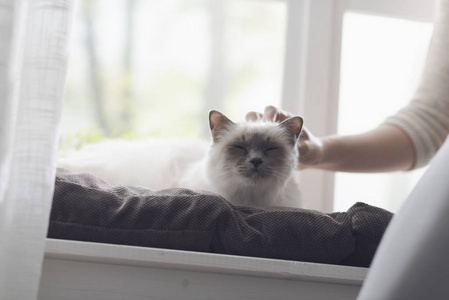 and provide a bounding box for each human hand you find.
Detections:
[246,106,323,170]
[245,105,293,122]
